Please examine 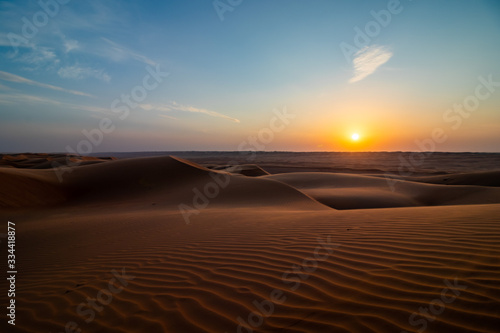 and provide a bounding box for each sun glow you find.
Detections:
[351,133,360,141]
